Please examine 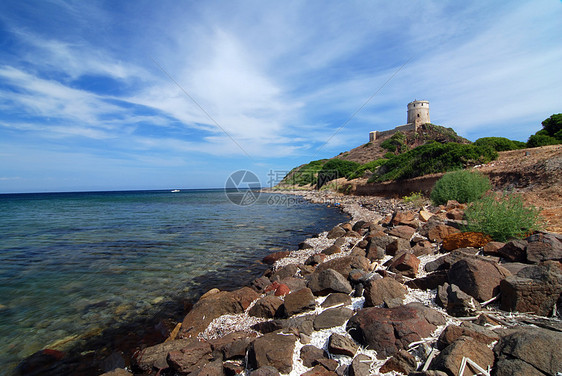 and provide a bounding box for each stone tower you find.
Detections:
[407,100,430,131]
